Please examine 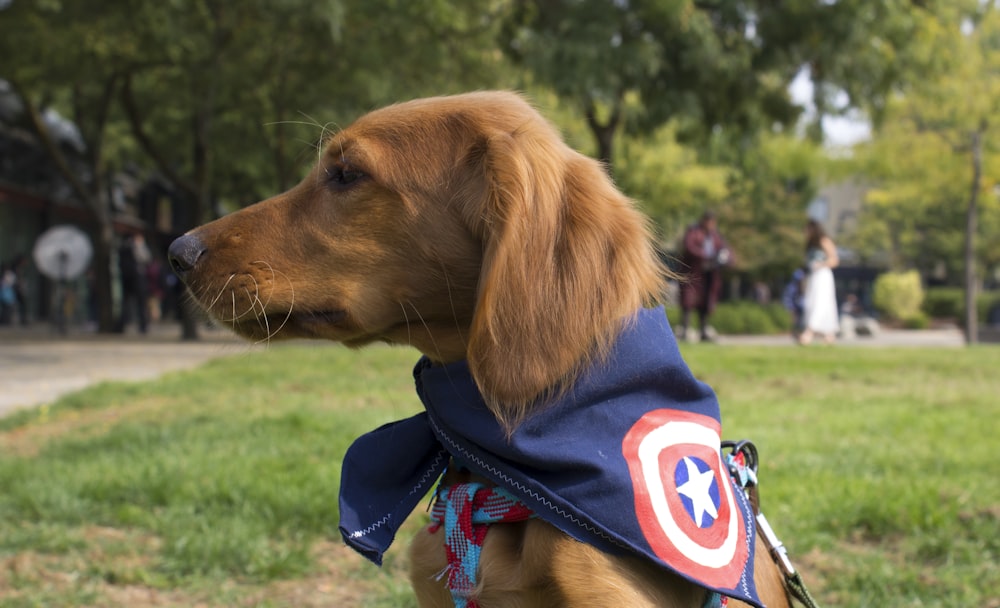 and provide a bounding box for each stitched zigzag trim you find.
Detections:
[346,449,448,539]
[428,416,624,549]
[733,477,755,599]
